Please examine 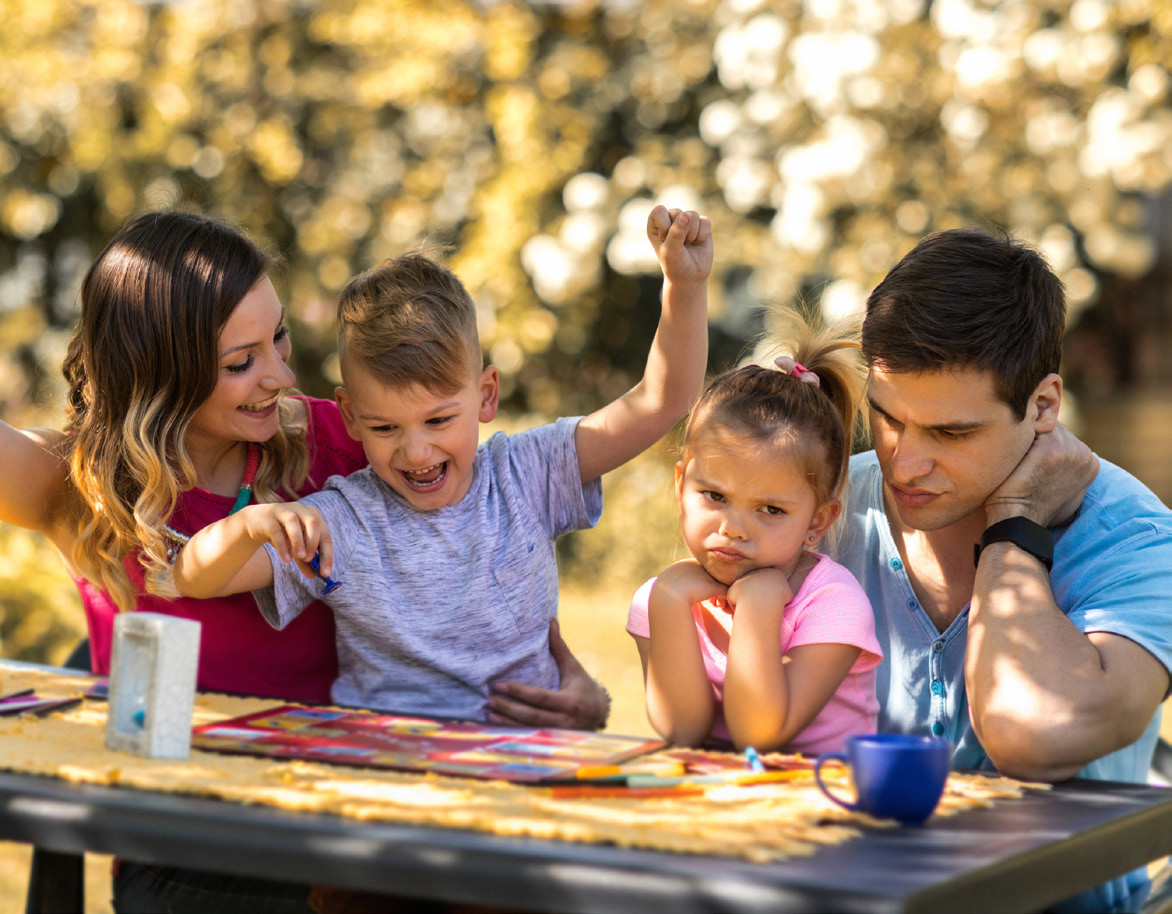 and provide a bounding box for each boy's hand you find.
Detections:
[647,205,713,287]
[240,503,333,581]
